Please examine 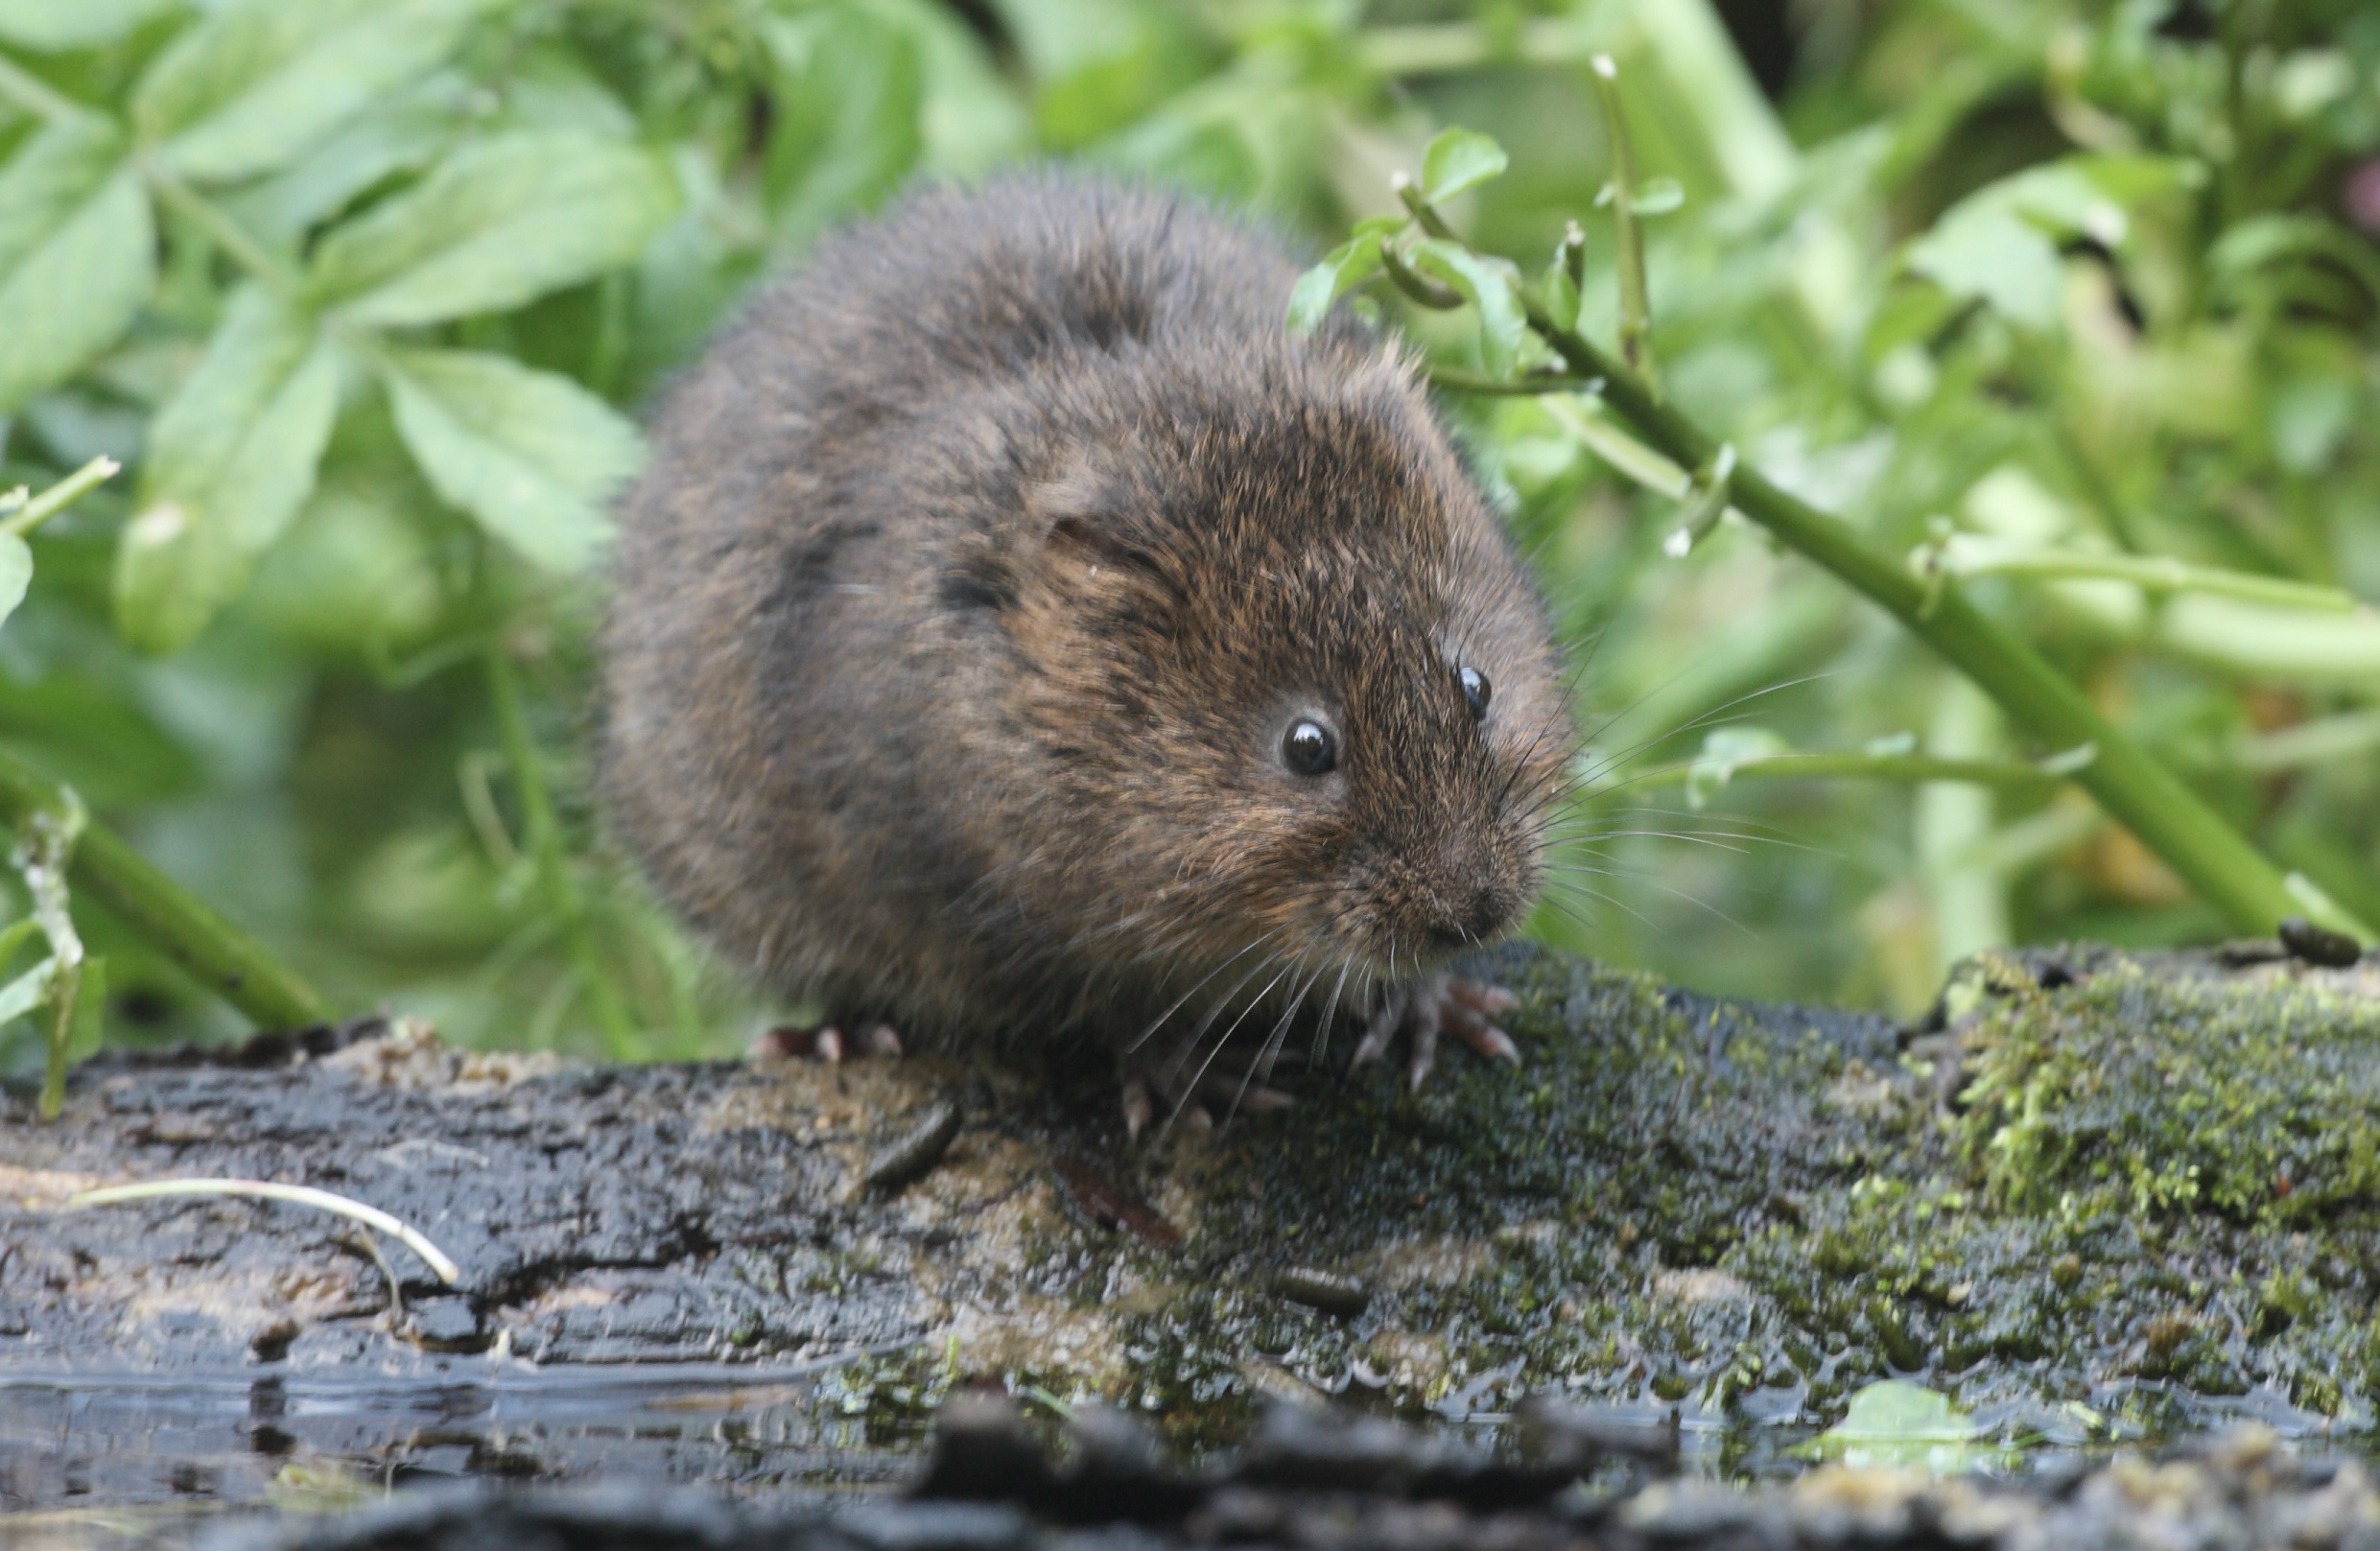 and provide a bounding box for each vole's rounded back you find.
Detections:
[601,176,1573,1071]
